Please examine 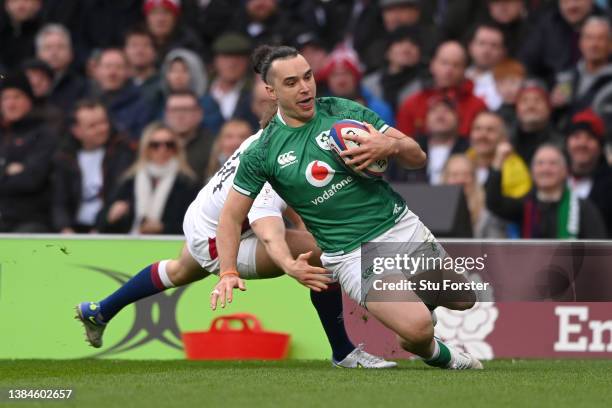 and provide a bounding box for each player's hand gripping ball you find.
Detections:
[328,119,389,178]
